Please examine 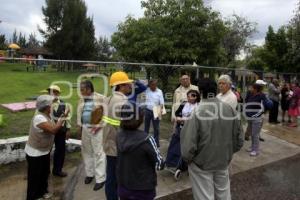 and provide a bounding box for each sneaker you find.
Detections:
[43,193,53,199]
[250,151,259,156]
[93,182,105,191]
[84,176,94,184]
